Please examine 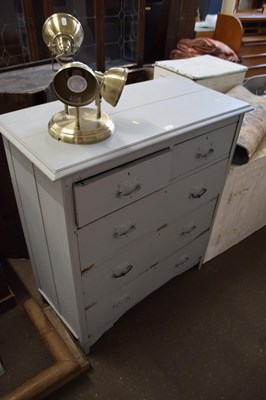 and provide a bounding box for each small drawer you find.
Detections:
[78,160,226,271]
[171,123,236,178]
[81,200,216,308]
[74,150,172,228]
[85,231,209,342]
